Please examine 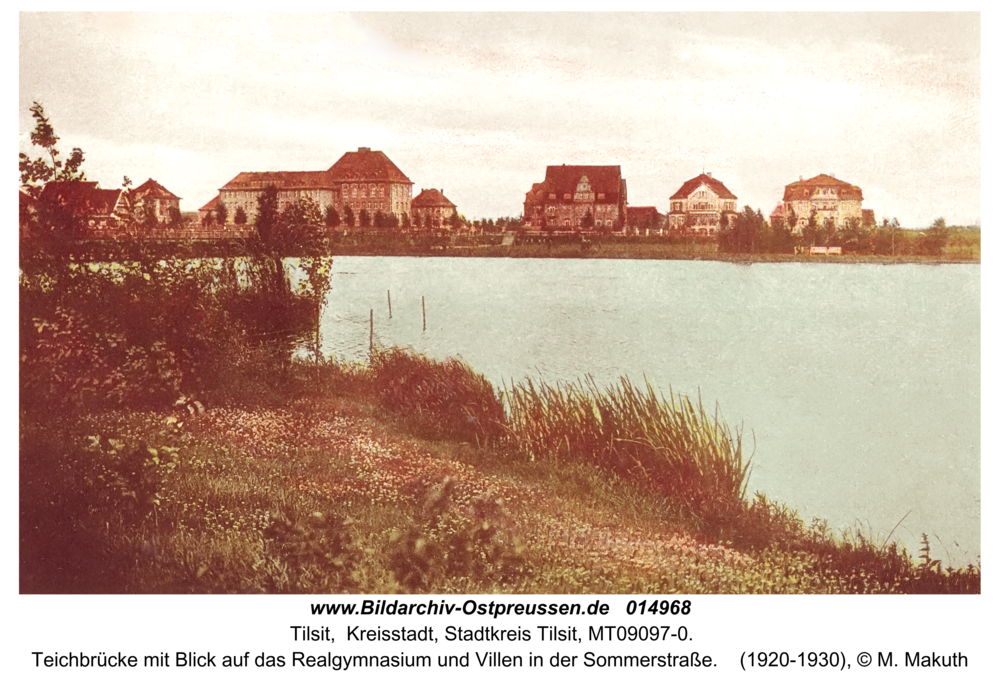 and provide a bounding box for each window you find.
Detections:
[564,193,571,200]
[597,193,605,200]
